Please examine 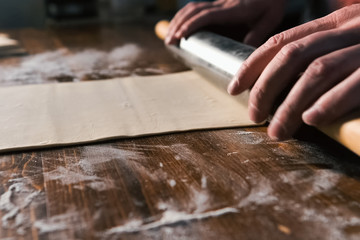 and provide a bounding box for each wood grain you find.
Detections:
[0,20,360,240]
